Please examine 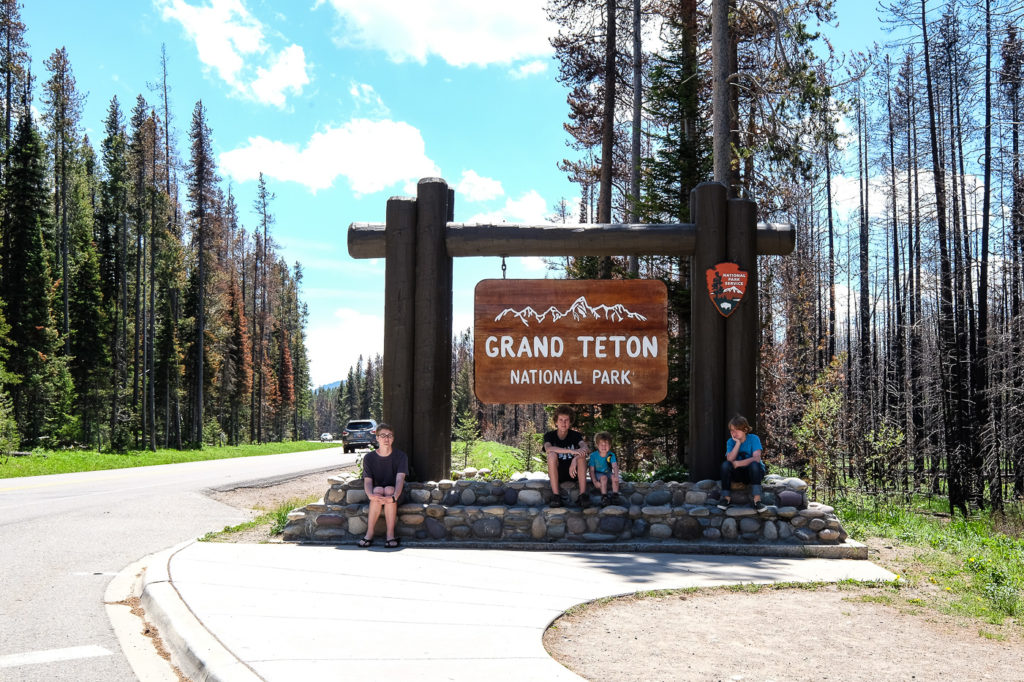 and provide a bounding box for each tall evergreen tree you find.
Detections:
[42,47,84,353]
[0,0,27,184]
[251,172,274,442]
[68,242,109,446]
[224,279,251,444]
[1,110,66,443]
[185,100,217,445]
